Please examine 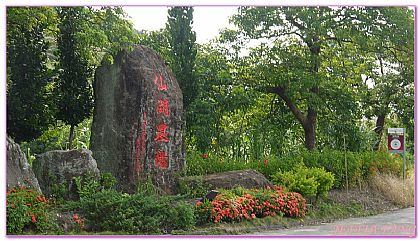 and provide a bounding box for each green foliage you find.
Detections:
[48,171,116,203]
[178,175,211,198]
[272,165,335,198]
[136,176,166,196]
[221,6,414,151]
[139,29,171,62]
[195,199,212,224]
[7,6,138,146]
[73,173,99,199]
[300,149,402,188]
[56,7,94,148]
[166,6,197,110]
[21,118,92,155]
[50,174,67,203]
[7,186,61,234]
[65,190,196,234]
[100,172,117,190]
[186,149,402,190]
[6,7,57,142]
[185,149,248,176]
